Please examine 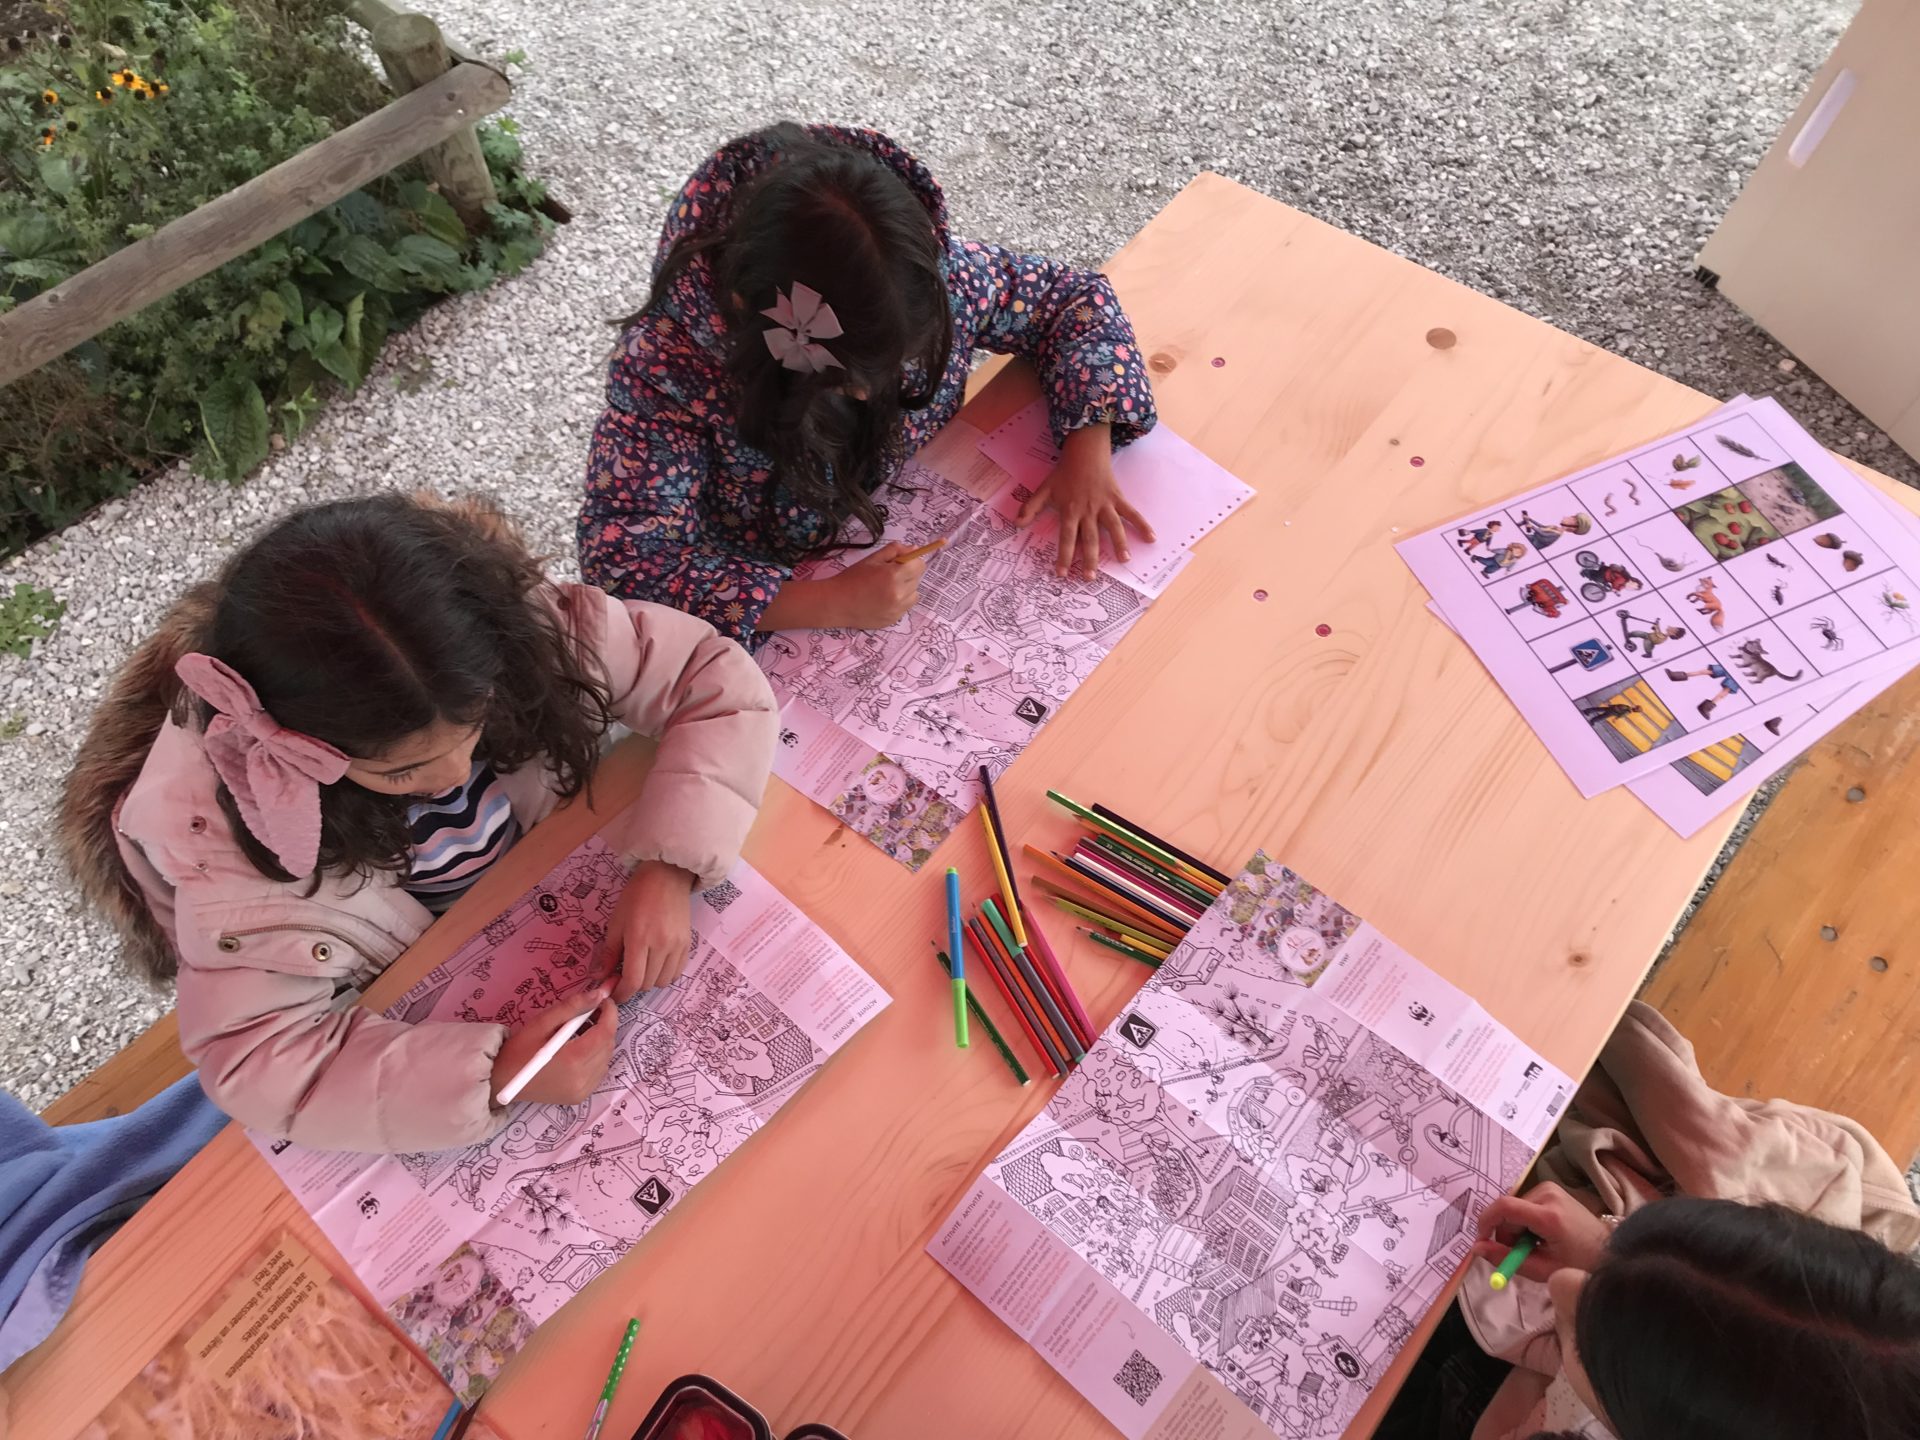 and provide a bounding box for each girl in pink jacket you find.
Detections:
[60,495,777,1154]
